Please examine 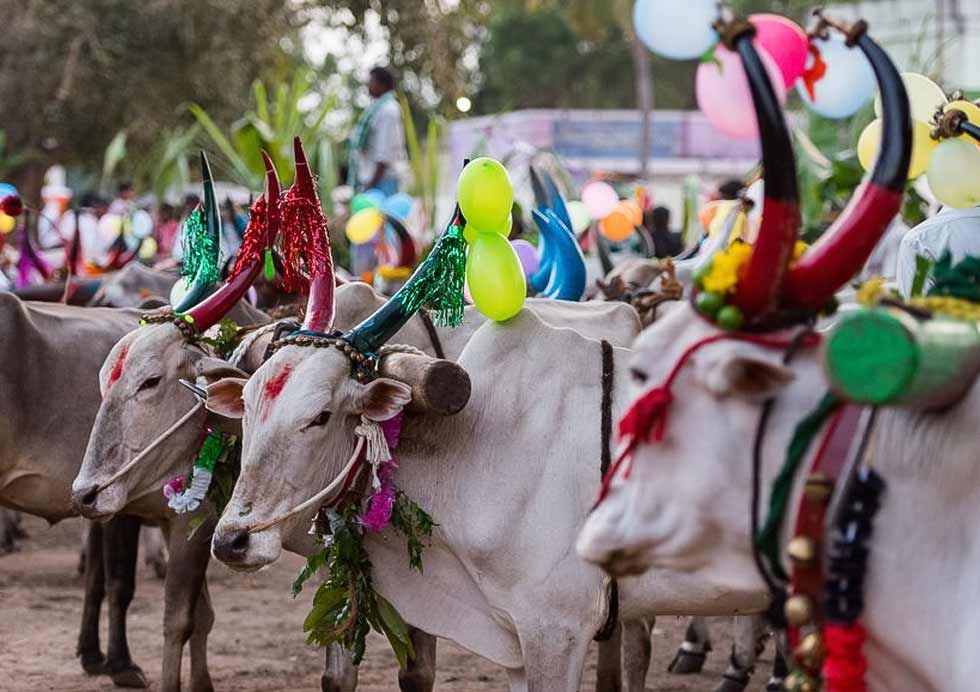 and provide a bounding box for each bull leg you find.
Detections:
[188,578,215,692]
[594,622,622,692]
[712,615,764,692]
[622,618,653,692]
[766,634,789,691]
[161,514,215,692]
[517,622,591,692]
[398,628,436,692]
[322,644,358,692]
[141,526,168,580]
[104,515,147,688]
[668,616,712,674]
[77,521,108,675]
